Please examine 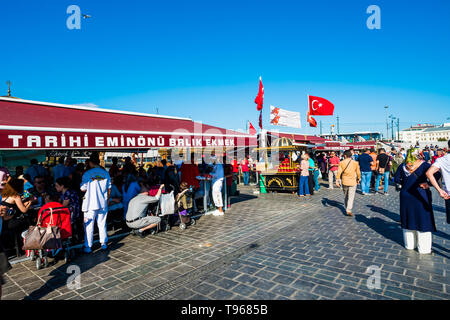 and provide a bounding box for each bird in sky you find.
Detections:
[82,14,91,19]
